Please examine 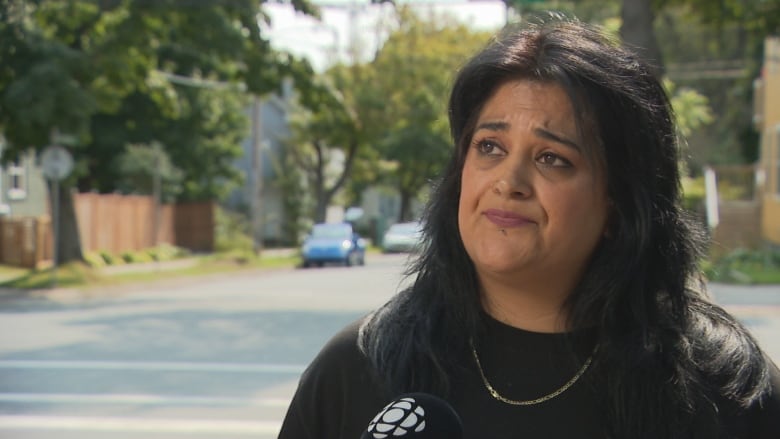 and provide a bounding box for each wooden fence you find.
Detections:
[0,216,52,269]
[76,193,173,254]
[0,193,214,268]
